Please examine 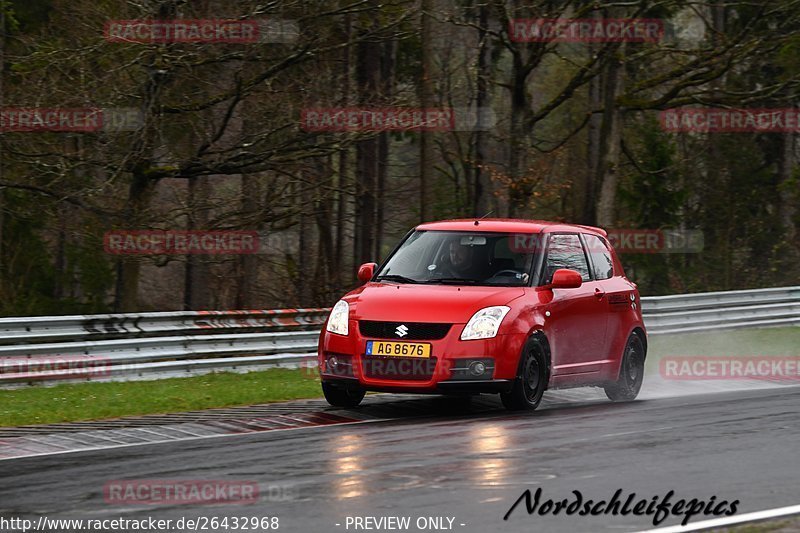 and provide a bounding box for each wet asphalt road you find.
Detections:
[1,384,799,533]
